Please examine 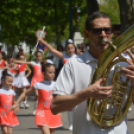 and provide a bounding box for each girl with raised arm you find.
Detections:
[37,38,76,65]
[14,52,31,109]
[14,50,44,114]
